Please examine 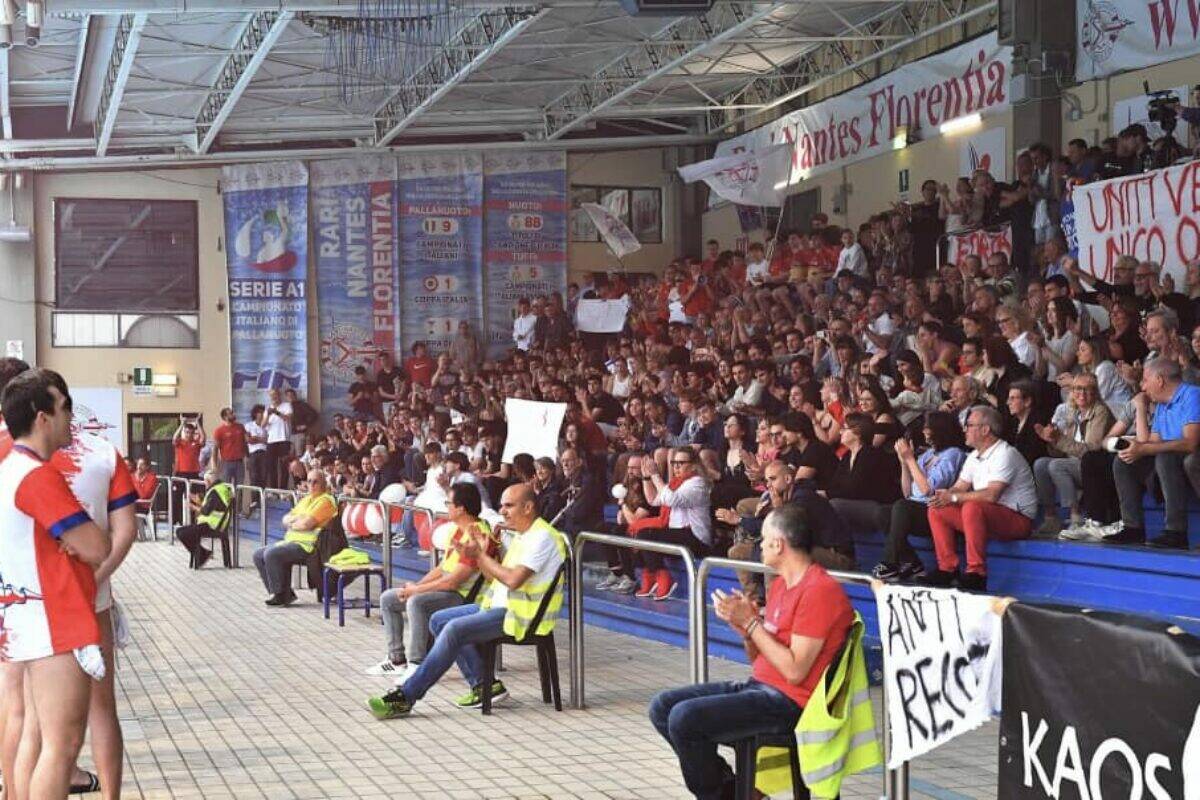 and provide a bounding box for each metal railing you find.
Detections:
[568,531,699,710]
[261,489,299,548]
